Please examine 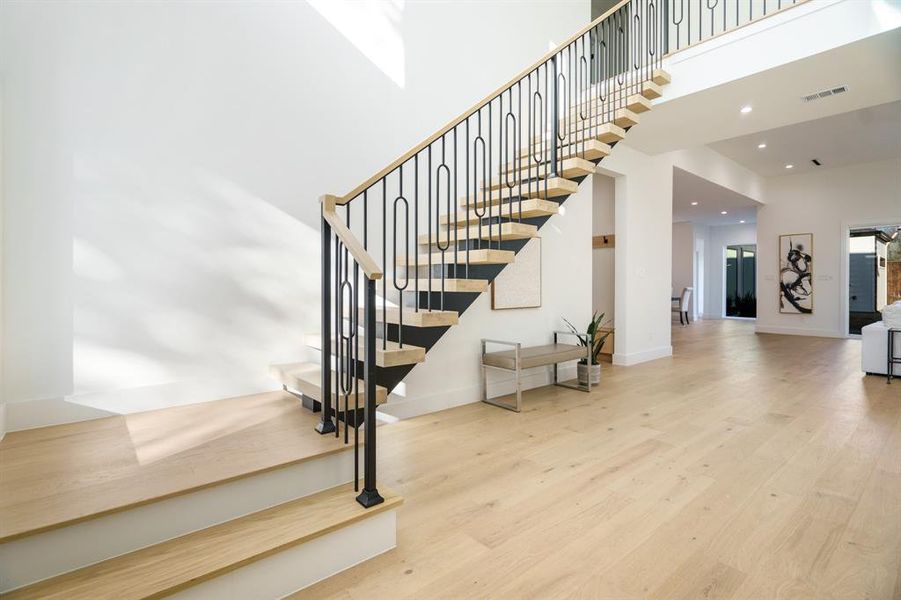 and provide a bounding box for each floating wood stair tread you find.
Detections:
[641,80,663,99]
[518,139,611,163]
[421,221,538,244]
[502,157,596,181]
[613,108,640,128]
[369,307,459,327]
[652,68,672,85]
[626,93,653,113]
[0,392,349,543]
[529,122,625,147]
[477,176,578,199]
[412,278,489,293]
[440,198,559,226]
[4,483,402,600]
[269,362,388,406]
[398,248,515,267]
[304,334,425,368]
